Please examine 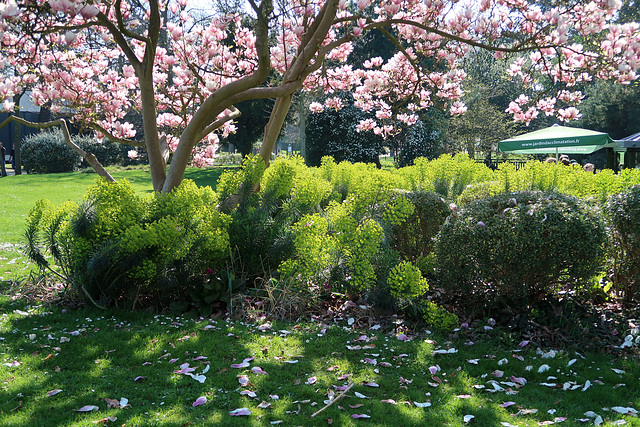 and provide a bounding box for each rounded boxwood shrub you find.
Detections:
[21,130,82,173]
[605,184,640,302]
[434,191,606,310]
[22,130,141,174]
